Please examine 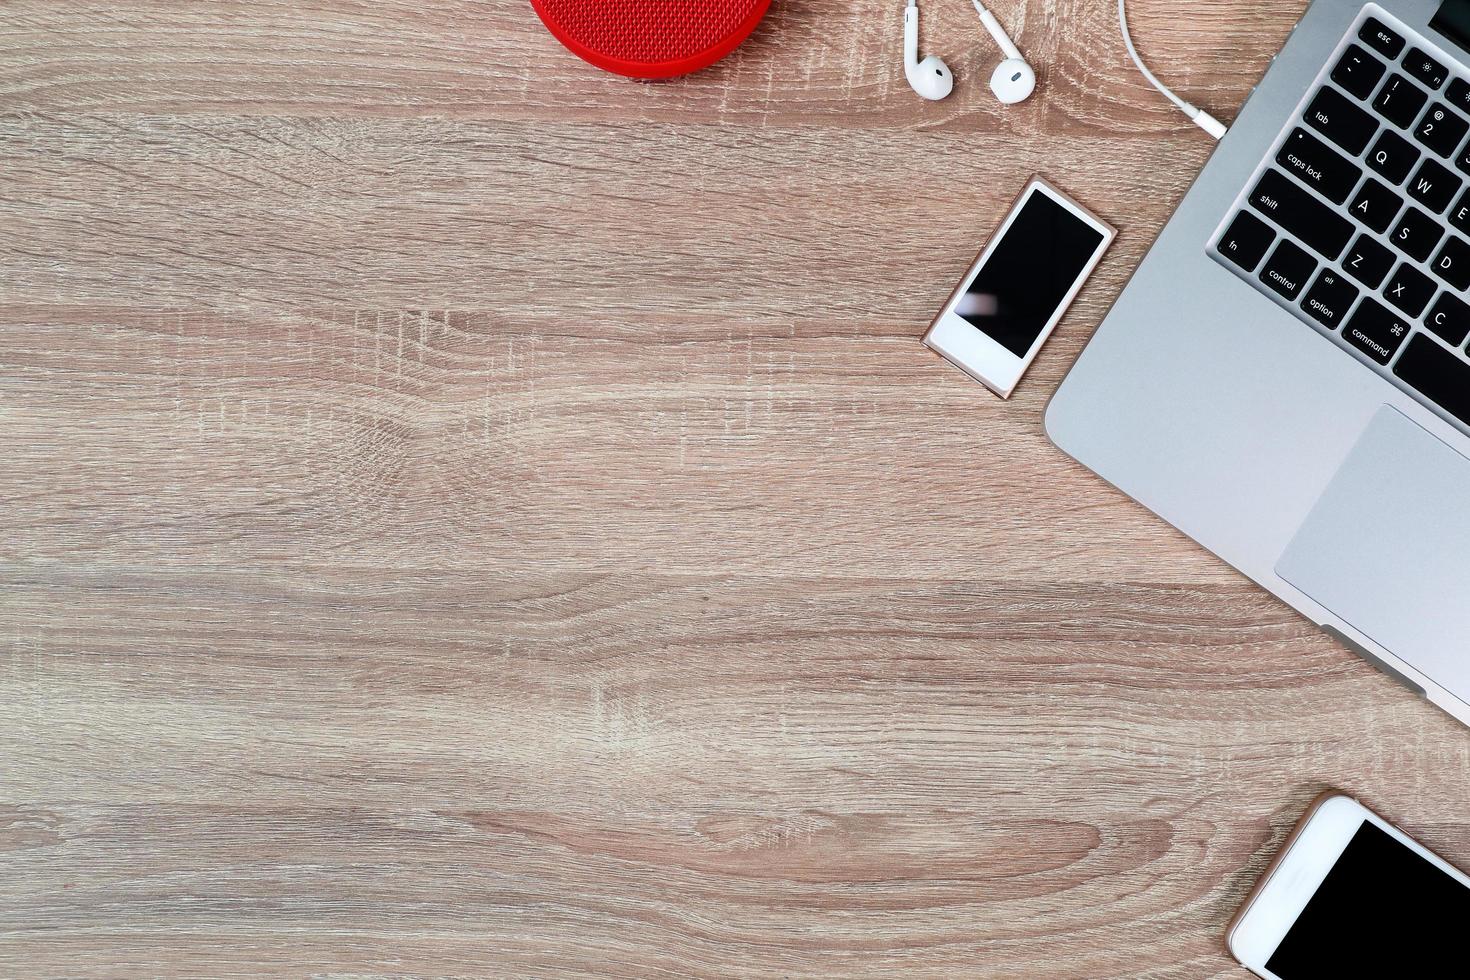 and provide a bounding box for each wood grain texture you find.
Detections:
[4,1,1468,976]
